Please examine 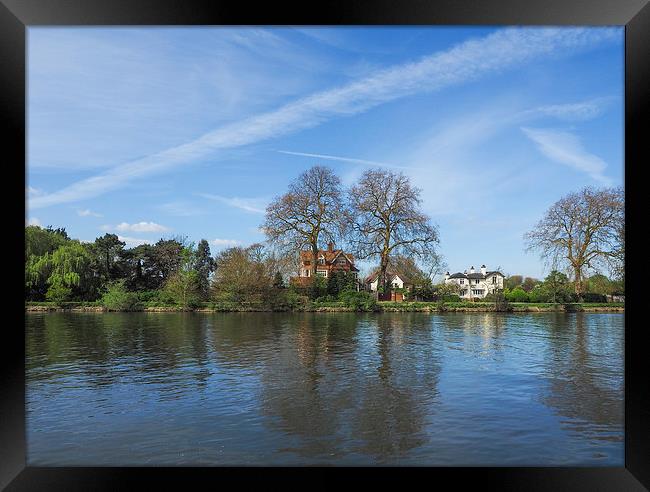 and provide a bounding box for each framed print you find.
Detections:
[2,0,648,489]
